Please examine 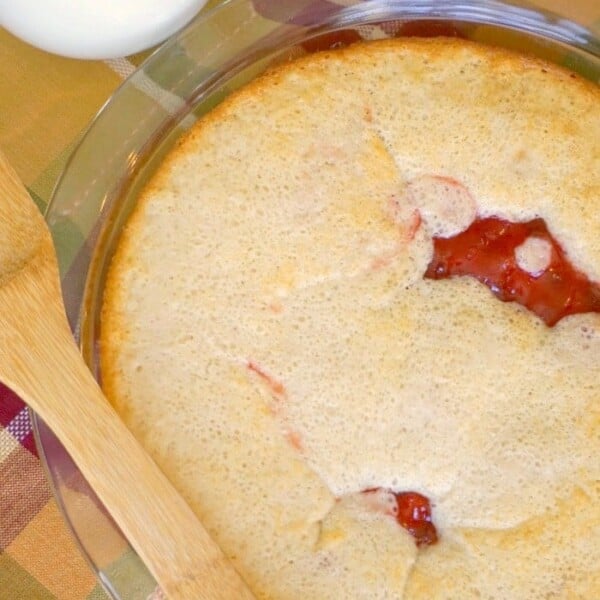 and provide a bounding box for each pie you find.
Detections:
[100,37,600,598]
